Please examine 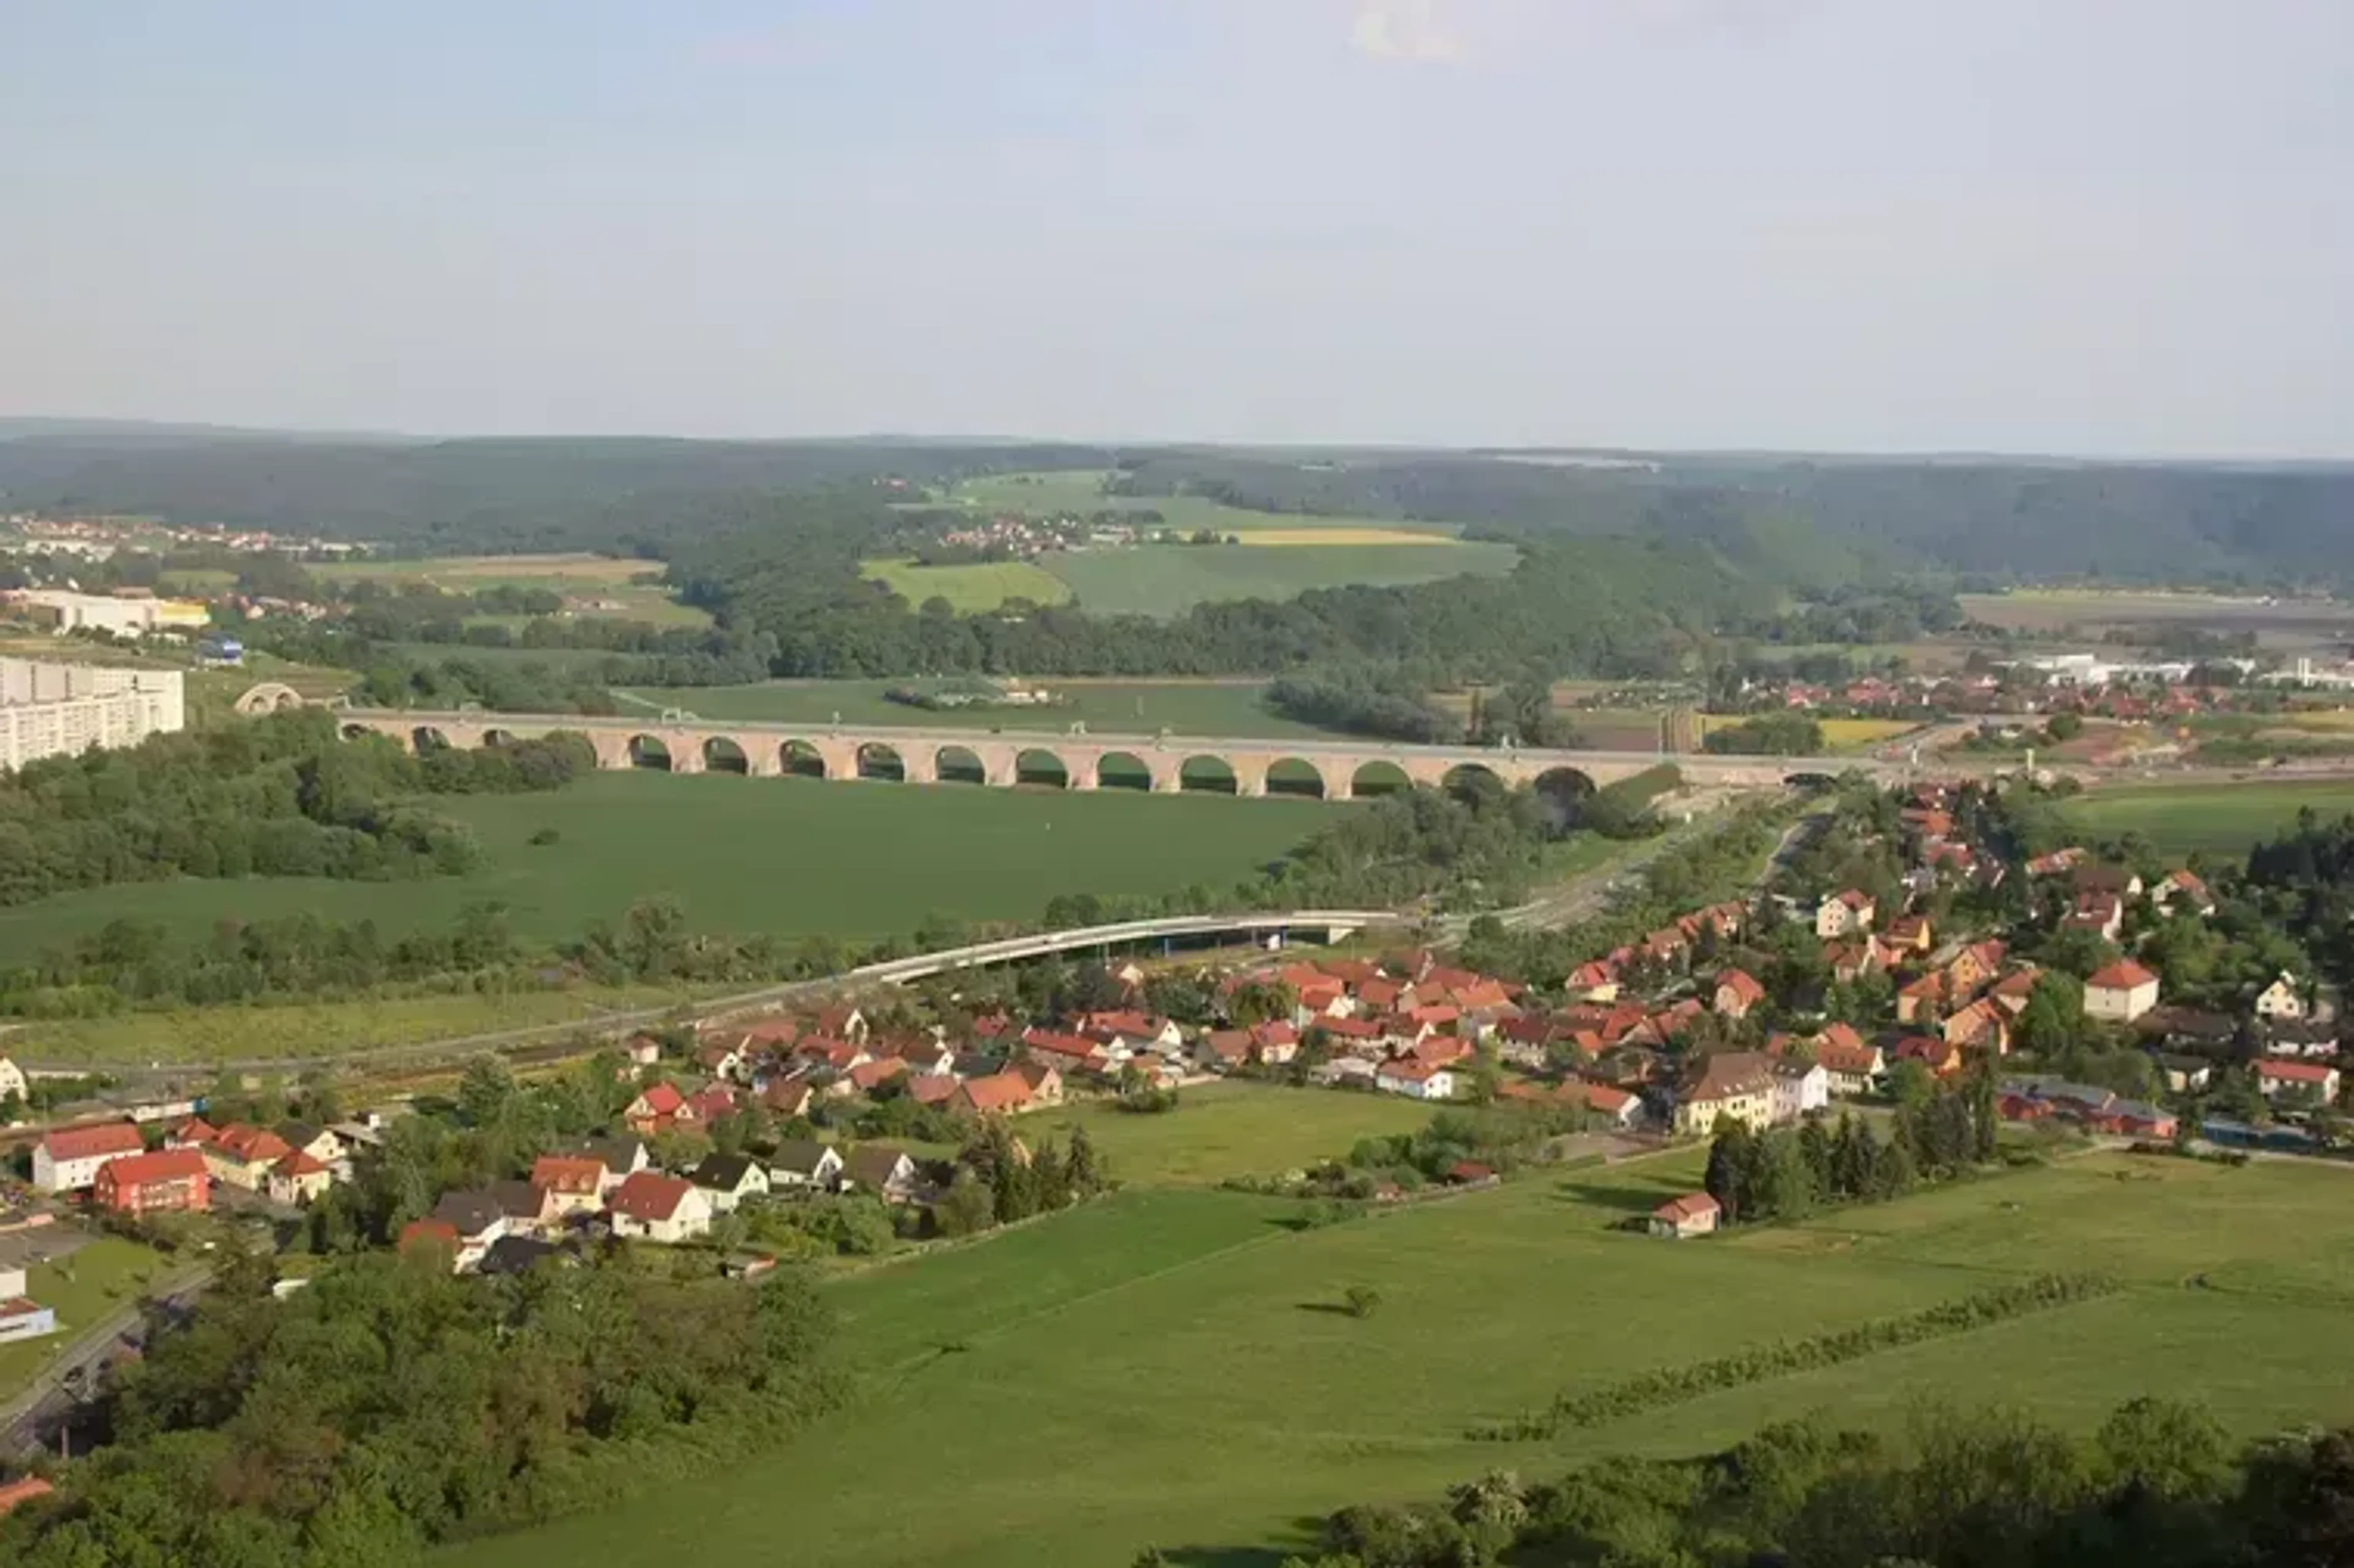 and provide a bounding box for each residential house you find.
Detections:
[769,1140,846,1189]
[890,1040,958,1078]
[200,1124,295,1191]
[688,1153,771,1212]
[2153,1054,2214,1094]
[908,1075,961,1109]
[2255,1059,2341,1102]
[1815,889,1876,938]
[623,1081,687,1136]
[2027,847,2089,877]
[1883,915,1933,954]
[530,1154,609,1216]
[2074,862,2144,901]
[2065,890,2125,941]
[1566,961,1620,1002]
[1941,940,2007,997]
[266,1152,334,1206]
[1824,941,1884,984]
[1648,1192,1721,1239]
[1770,1059,1831,1124]
[847,1058,908,1097]
[1013,1060,1067,1105]
[573,1135,649,1192]
[0,1300,57,1346]
[1810,1024,1885,1096]
[840,1145,923,1203]
[1988,967,2044,1016]
[813,1004,868,1043]
[274,1122,345,1166]
[1373,1058,1457,1101]
[1943,999,2011,1056]
[479,1235,569,1277]
[2256,973,2309,1021]
[680,1084,739,1125]
[1252,1020,1301,1065]
[608,1171,714,1244]
[693,1038,747,1083]
[1199,1029,1255,1071]
[32,1122,144,1193]
[1673,1052,1779,1136]
[1894,1035,1964,1078]
[0,1056,26,1106]
[2084,959,2163,1024]
[425,1190,511,1271]
[2090,1100,2179,1140]
[1580,1083,1644,1128]
[1084,1011,1184,1056]
[623,1033,663,1071]
[2265,1019,2341,1059]
[1895,973,1946,1026]
[1712,969,1767,1019]
[2153,869,2215,916]
[763,1079,817,1120]
[92,1147,211,1216]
